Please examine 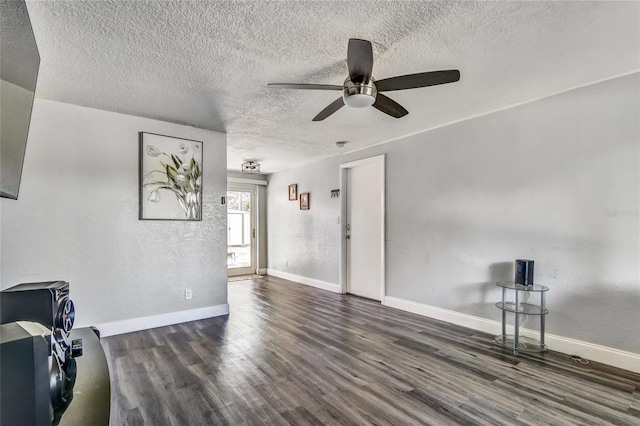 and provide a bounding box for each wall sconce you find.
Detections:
[241,160,260,174]
[331,189,340,198]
